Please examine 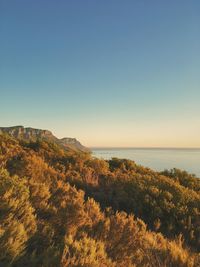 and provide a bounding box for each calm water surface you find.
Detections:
[92,148,200,177]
